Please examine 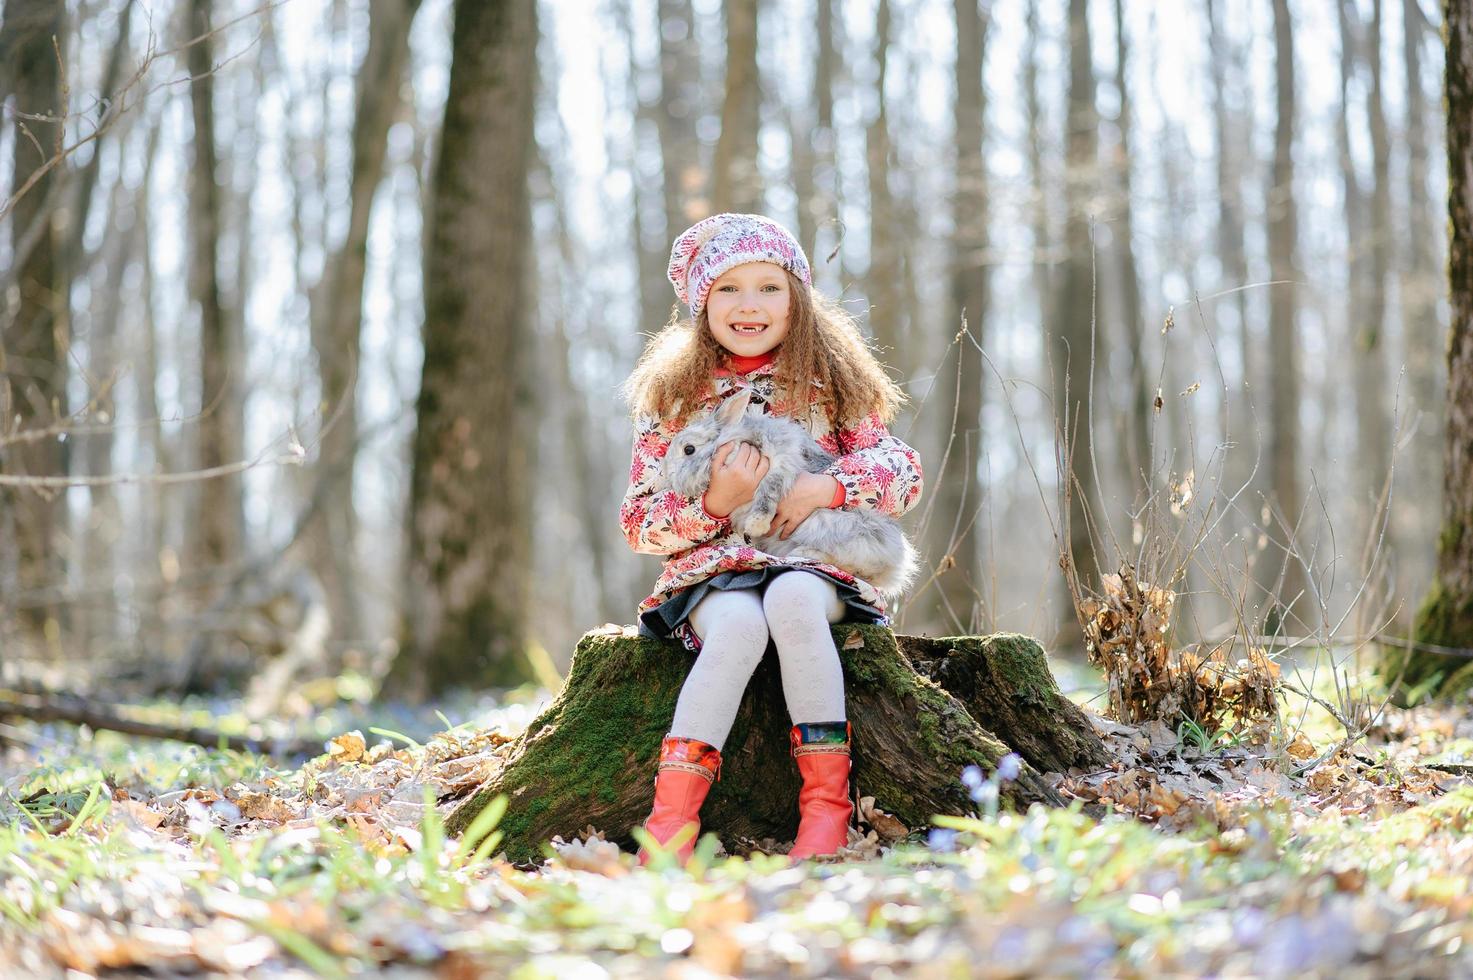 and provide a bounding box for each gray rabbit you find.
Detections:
[661,389,918,596]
